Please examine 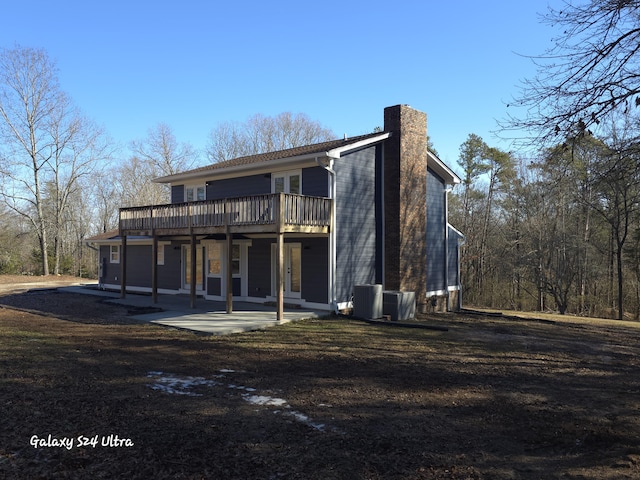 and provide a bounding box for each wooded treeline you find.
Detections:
[0,46,334,280]
[450,122,640,319]
[4,0,640,322]
[472,0,640,318]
